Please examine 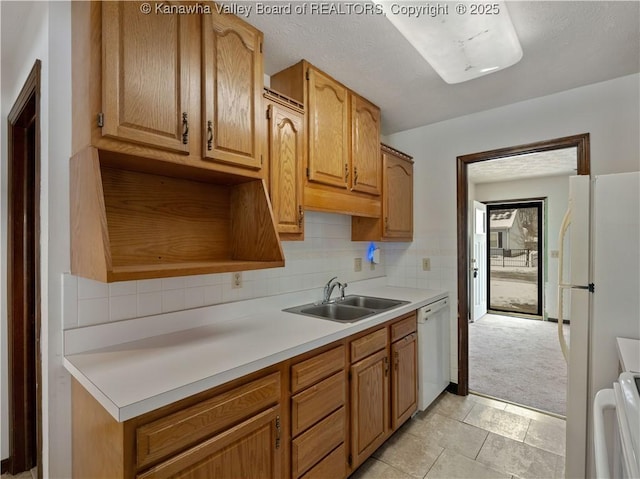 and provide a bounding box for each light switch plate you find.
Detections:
[232,272,242,288]
[422,258,431,271]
